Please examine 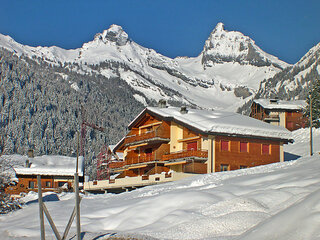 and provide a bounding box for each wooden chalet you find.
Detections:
[84,104,293,192]
[250,99,307,131]
[5,155,84,196]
